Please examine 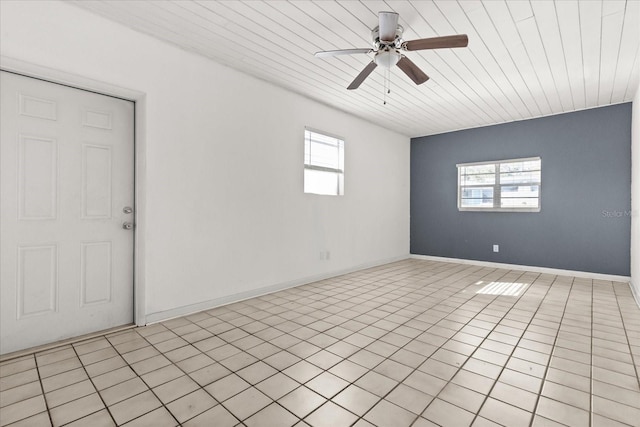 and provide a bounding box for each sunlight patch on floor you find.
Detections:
[475,281,527,296]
